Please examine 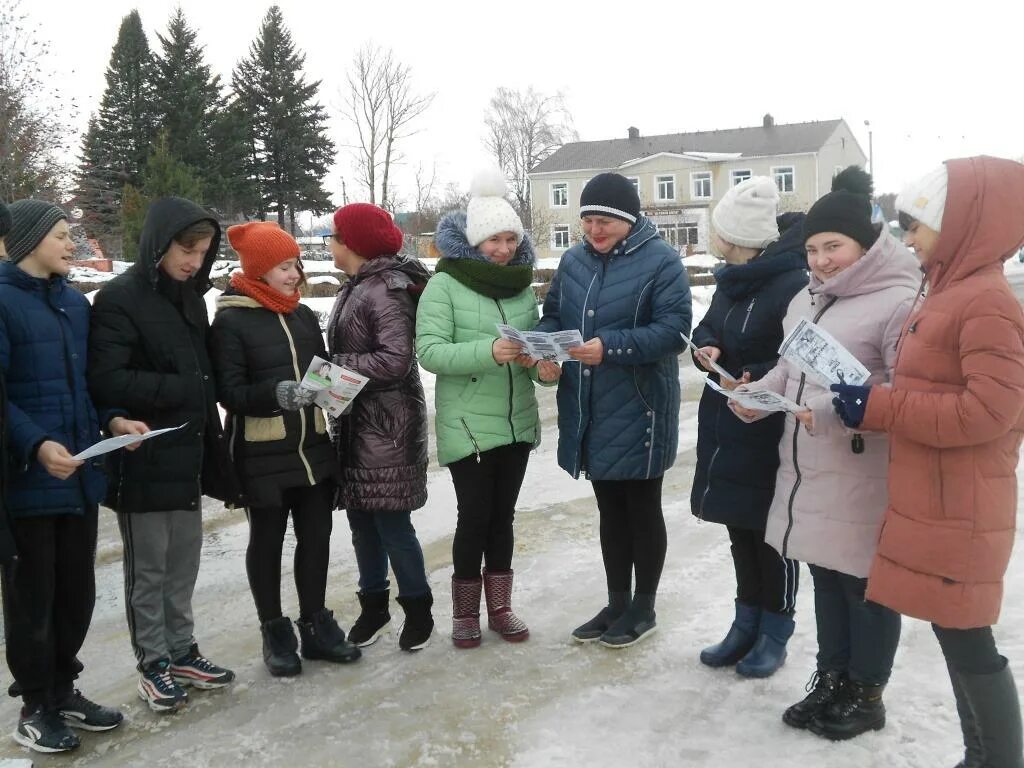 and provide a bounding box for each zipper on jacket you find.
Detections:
[186,340,206,506]
[278,314,316,485]
[781,296,837,558]
[573,272,599,479]
[741,298,757,334]
[494,299,518,443]
[460,418,482,463]
[697,303,738,519]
